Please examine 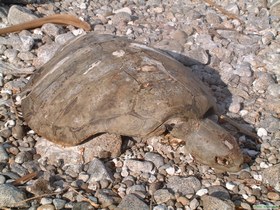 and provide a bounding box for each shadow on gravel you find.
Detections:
[162,50,260,170]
